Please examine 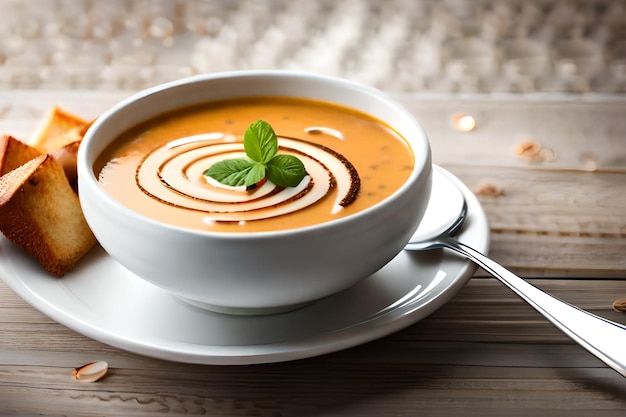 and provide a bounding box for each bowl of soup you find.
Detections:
[78,71,432,315]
